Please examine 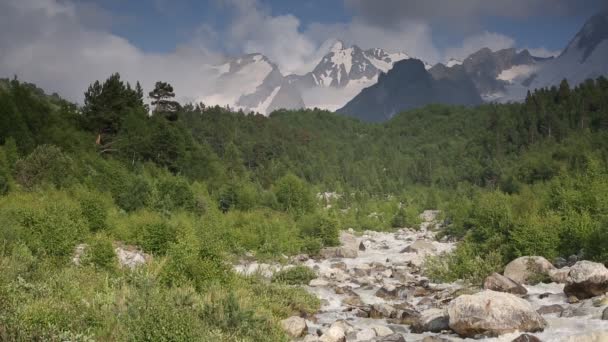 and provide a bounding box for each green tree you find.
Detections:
[149,81,180,121]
